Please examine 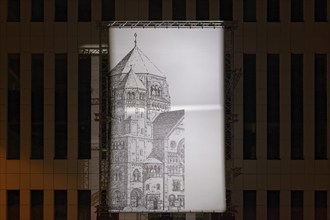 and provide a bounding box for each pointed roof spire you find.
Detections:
[110,34,165,78]
[118,67,146,90]
[134,33,137,47]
